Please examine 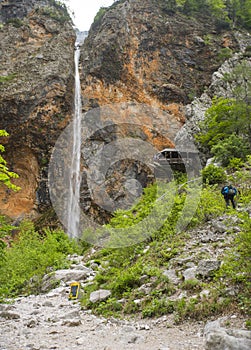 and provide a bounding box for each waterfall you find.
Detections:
[66,37,83,239]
